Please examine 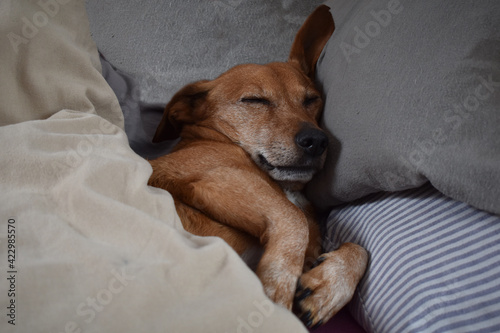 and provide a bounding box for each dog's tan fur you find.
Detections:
[148,5,368,327]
